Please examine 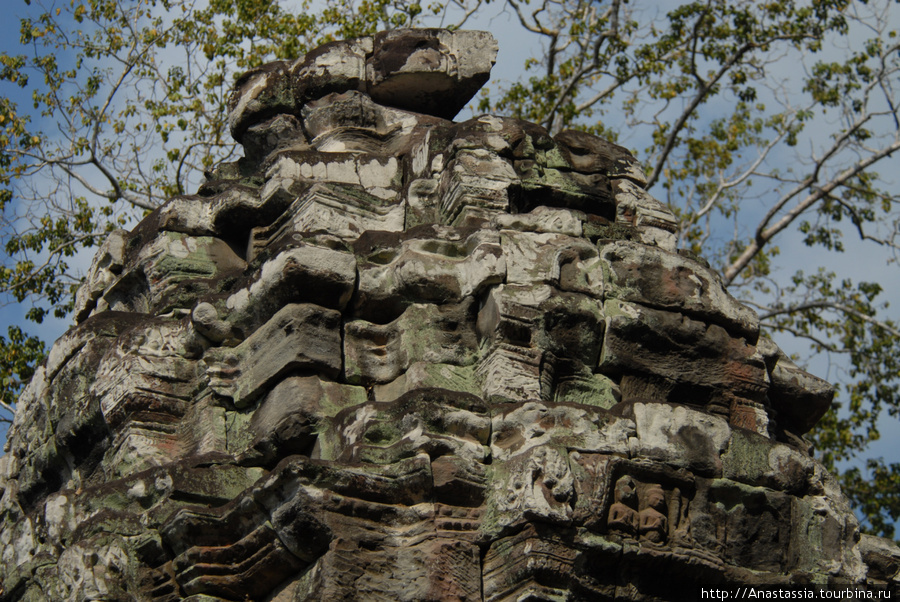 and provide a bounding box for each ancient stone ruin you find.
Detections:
[1,28,898,601]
